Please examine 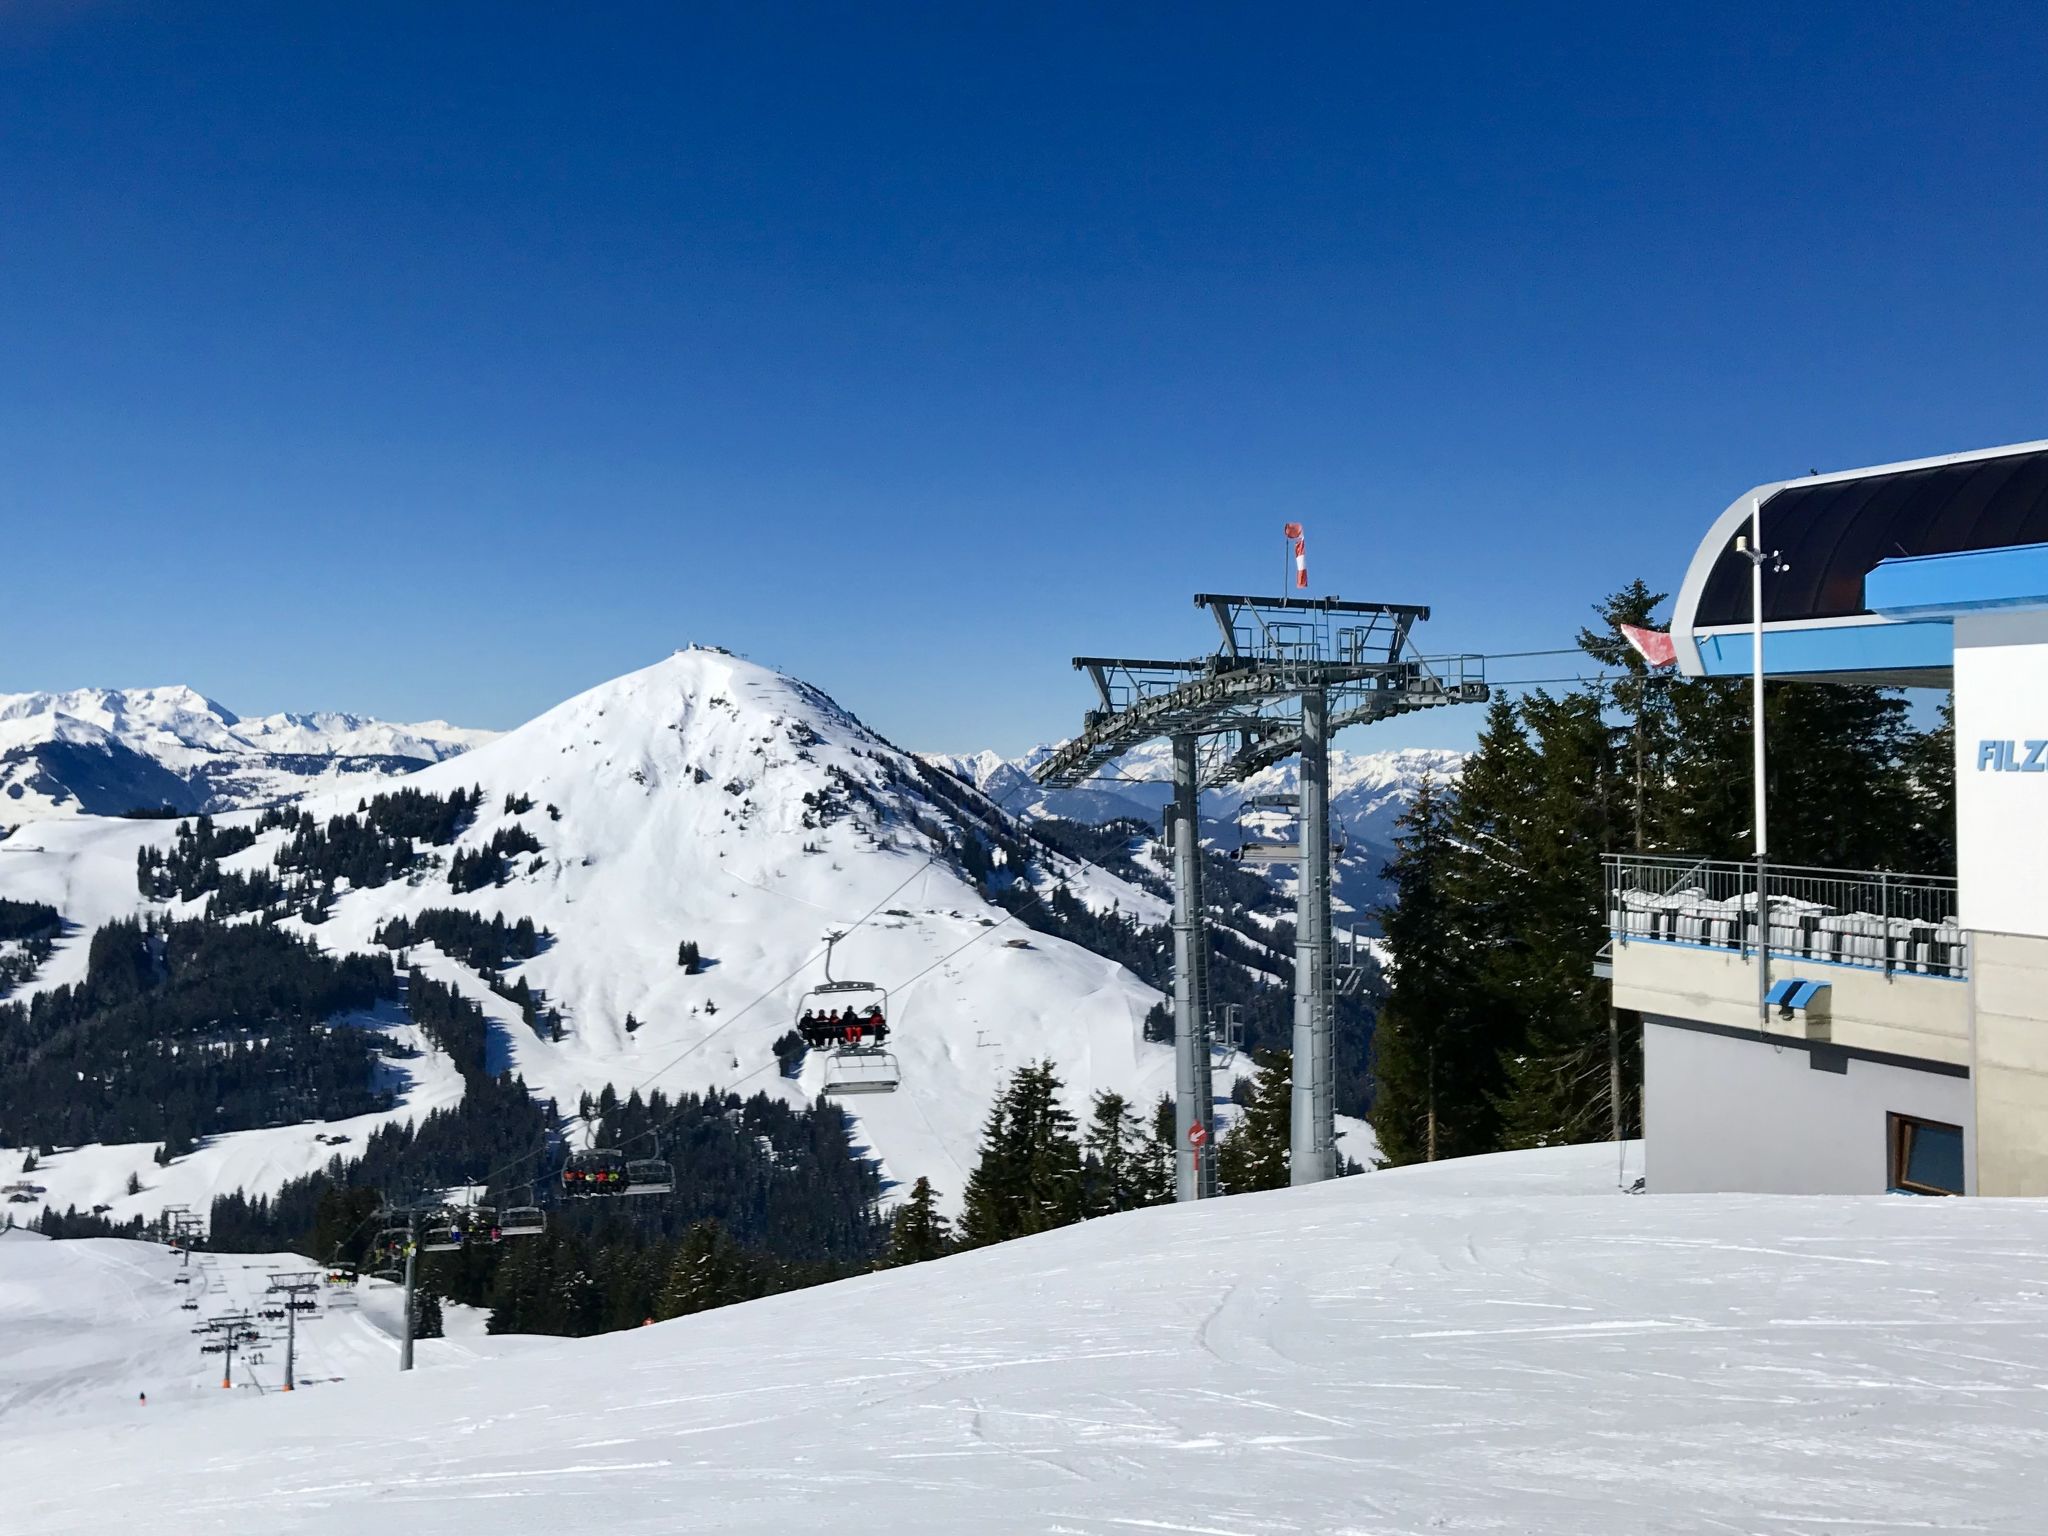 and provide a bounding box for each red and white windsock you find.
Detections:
[1283,522,1307,589]
[1619,623,1678,669]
